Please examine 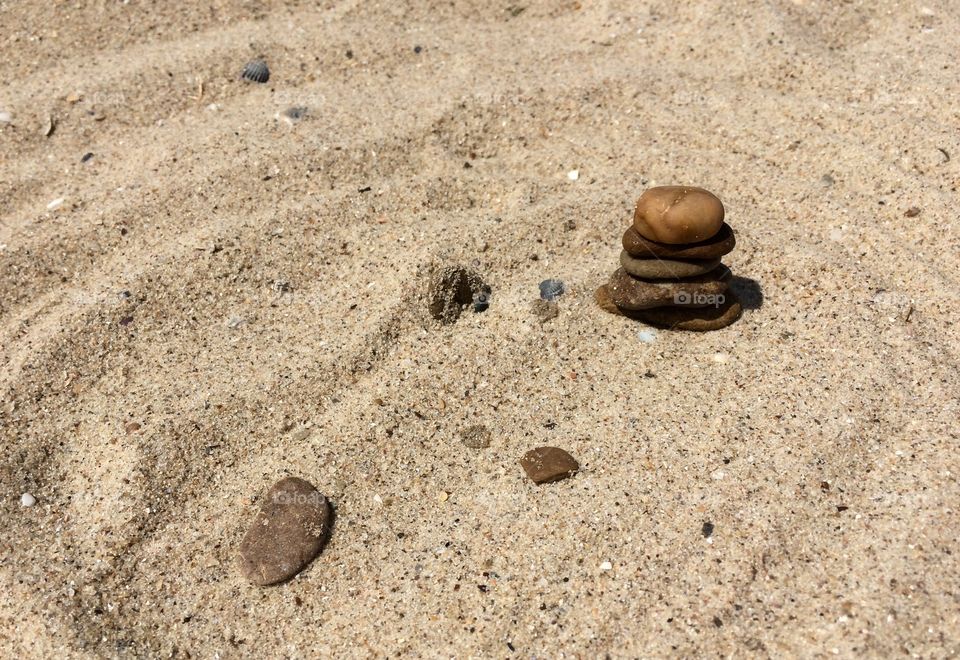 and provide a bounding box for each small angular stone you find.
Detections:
[520,446,579,484]
[237,477,331,586]
[622,223,736,260]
